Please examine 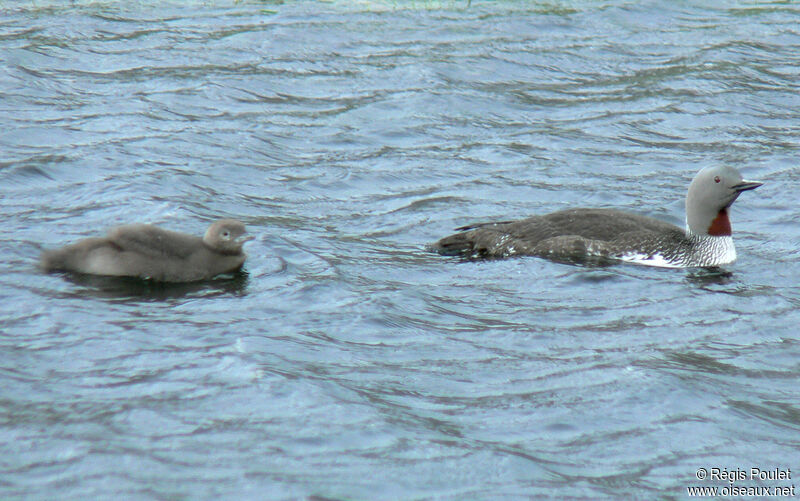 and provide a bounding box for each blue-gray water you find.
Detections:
[2,1,799,499]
